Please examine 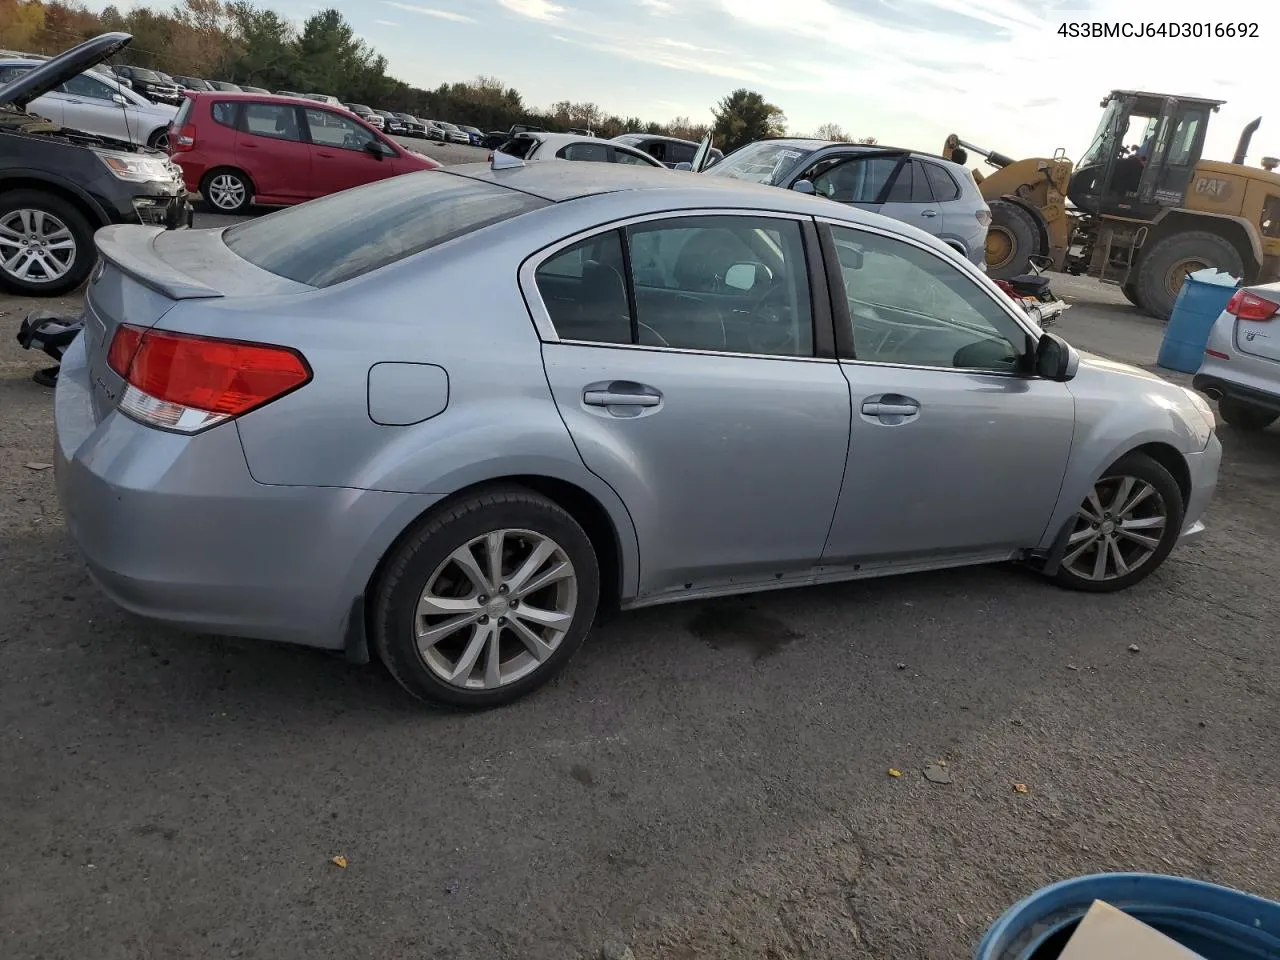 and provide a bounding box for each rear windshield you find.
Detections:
[222,172,549,287]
